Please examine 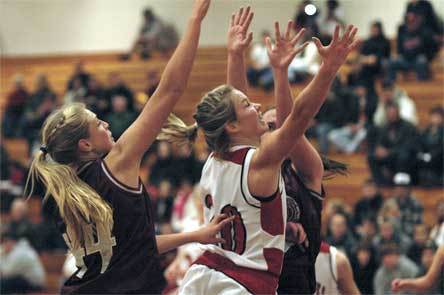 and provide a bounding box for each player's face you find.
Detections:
[230,90,269,139]
[262,109,277,130]
[86,110,115,155]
